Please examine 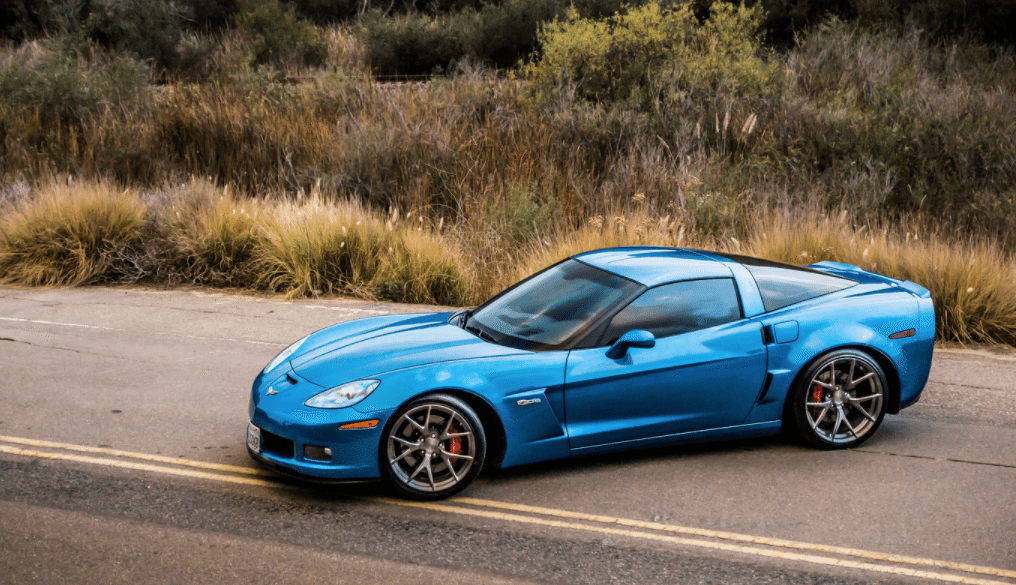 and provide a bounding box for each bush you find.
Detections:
[0,43,148,124]
[524,1,772,107]
[235,0,328,69]
[360,9,478,77]
[84,0,183,68]
[360,0,636,76]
